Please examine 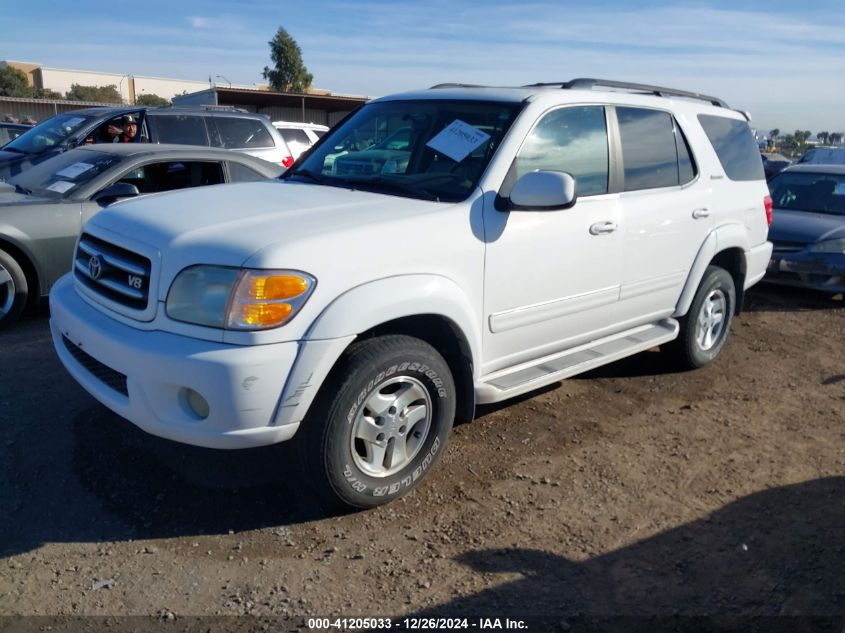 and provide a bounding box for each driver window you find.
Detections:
[106,160,225,195]
[510,106,609,196]
[86,114,145,145]
[142,161,224,193]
